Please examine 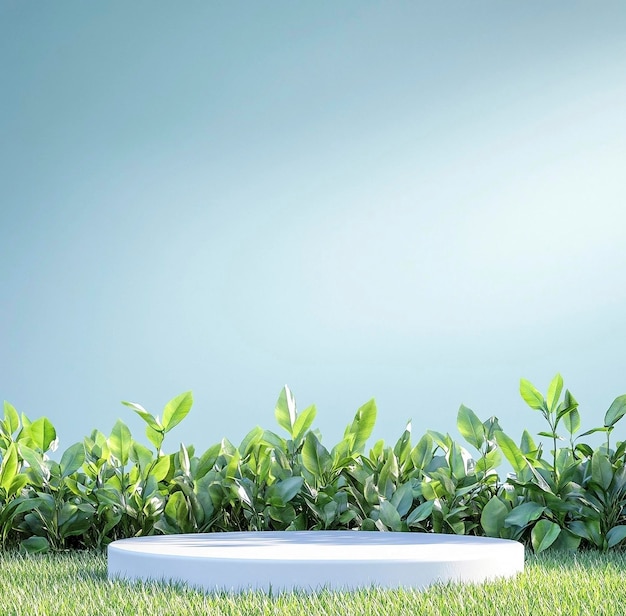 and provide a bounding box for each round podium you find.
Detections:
[108,530,524,593]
